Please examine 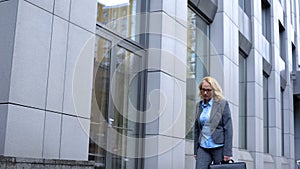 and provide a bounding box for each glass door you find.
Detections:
[89,35,111,168]
[89,28,146,169]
